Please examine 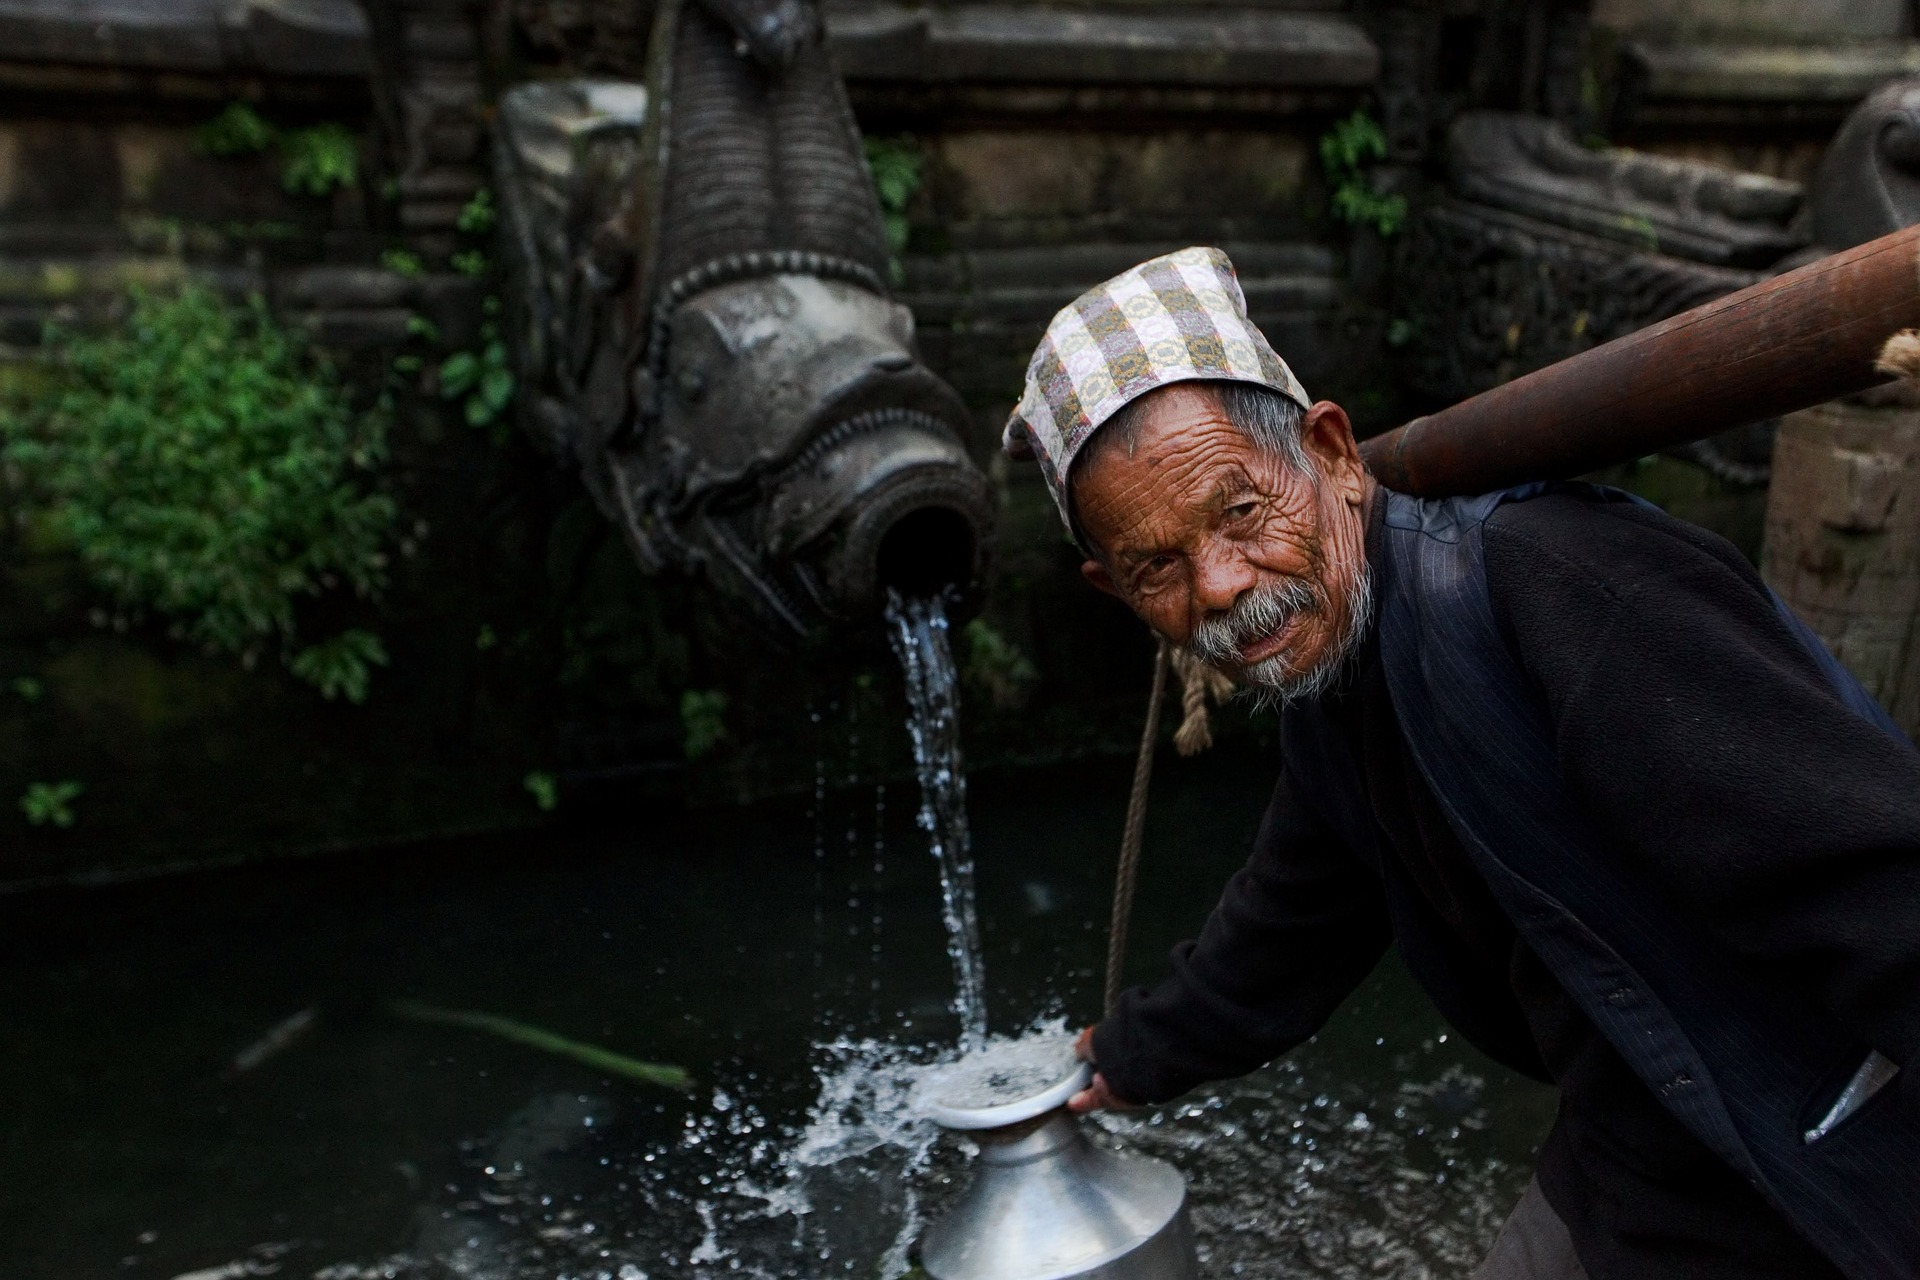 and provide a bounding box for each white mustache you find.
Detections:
[1188,577,1321,669]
